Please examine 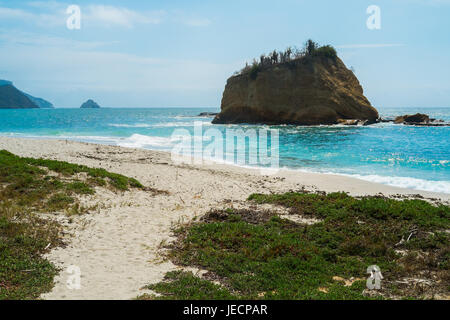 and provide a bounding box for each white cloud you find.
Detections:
[336,44,405,49]
[0,30,234,107]
[85,5,165,28]
[0,3,212,29]
[184,18,212,27]
[26,1,64,10]
[0,4,65,27]
[0,30,116,49]
[394,0,450,5]
[419,0,450,4]
[0,7,33,19]
[171,11,212,27]
[0,3,165,29]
